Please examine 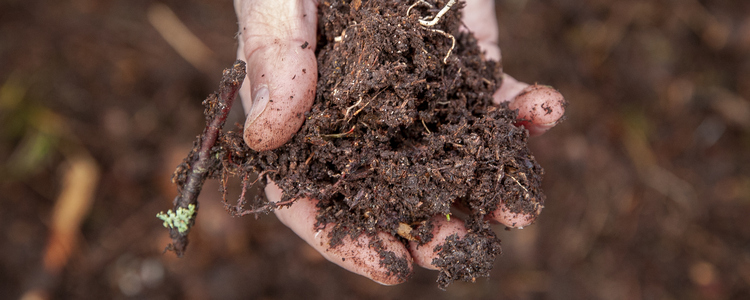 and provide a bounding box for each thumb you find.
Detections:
[235,0,318,151]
